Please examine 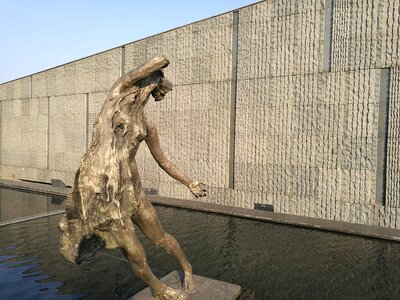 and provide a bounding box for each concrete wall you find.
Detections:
[0,0,399,229]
